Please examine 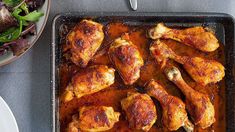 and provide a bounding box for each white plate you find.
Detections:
[0,97,19,132]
